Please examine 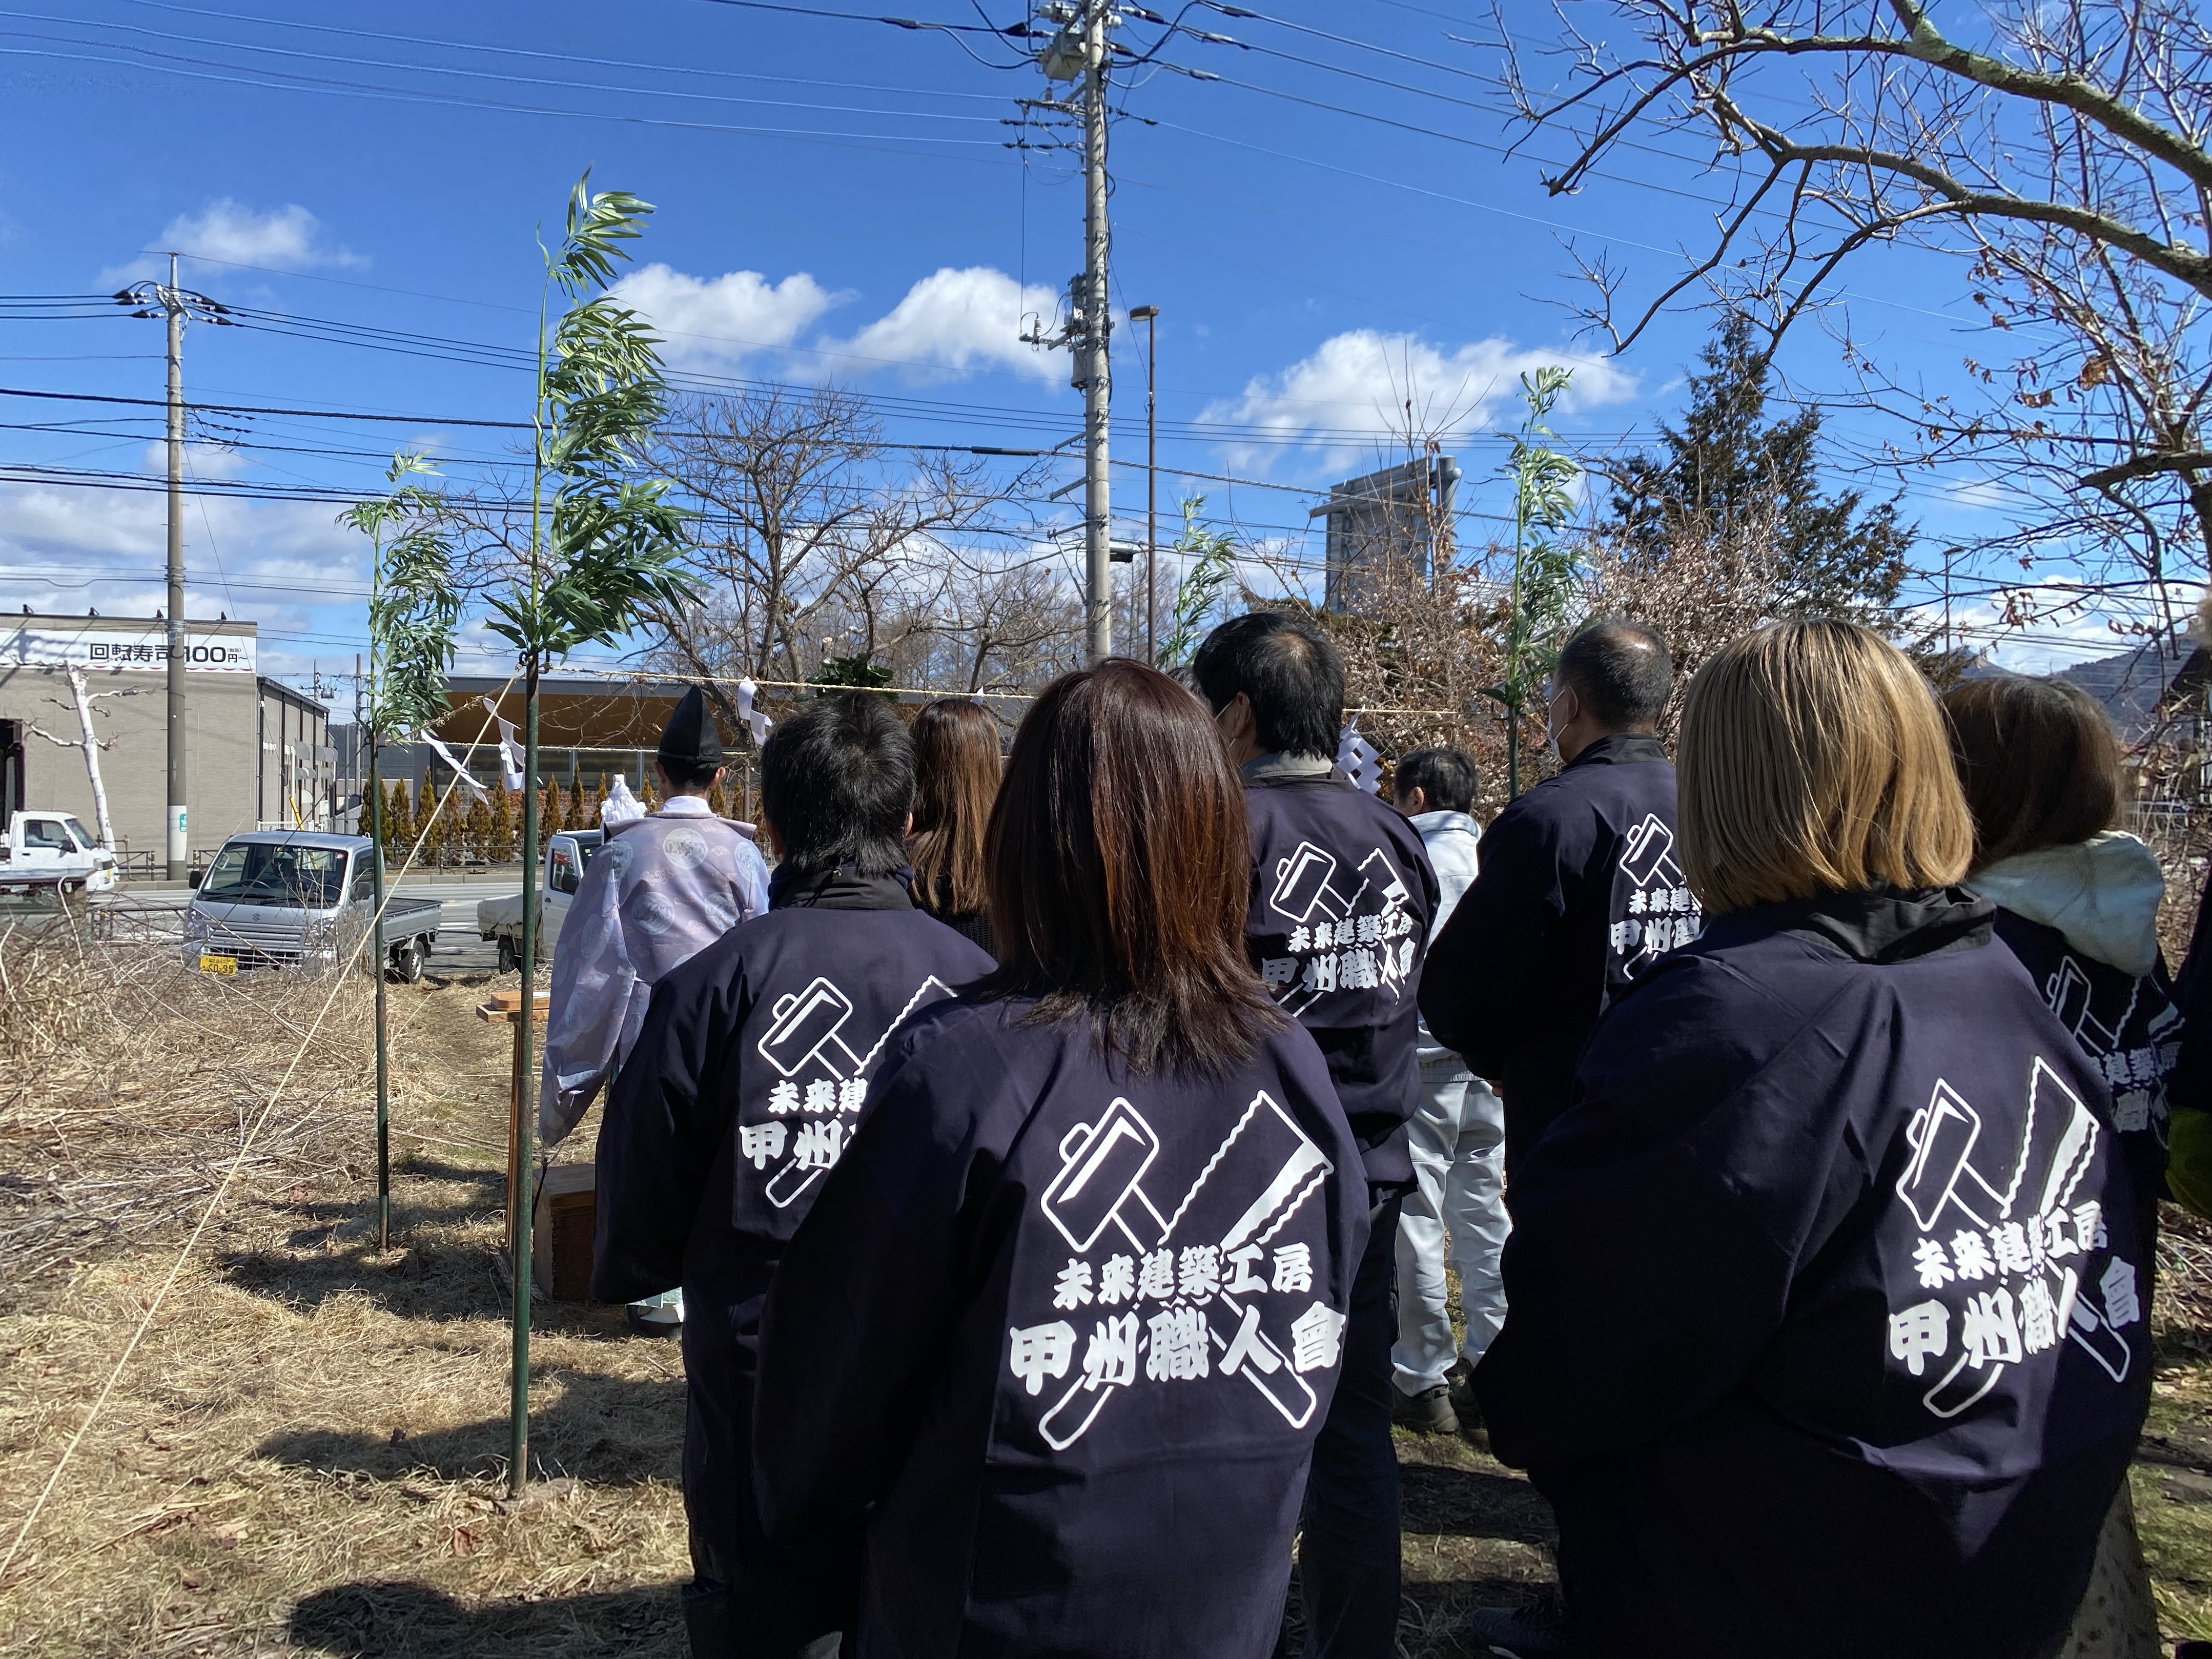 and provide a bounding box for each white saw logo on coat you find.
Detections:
[1258,839,1419,1014]
[1611,813,1703,972]
[1886,1056,2138,1418]
[741,974,953,1209]
[1005,1090,1343,1451]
